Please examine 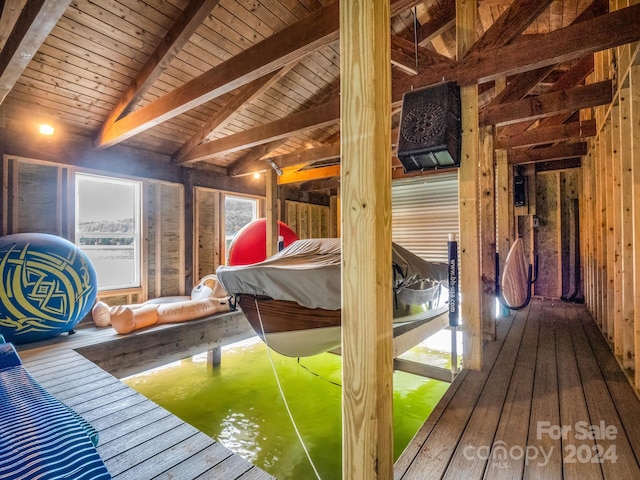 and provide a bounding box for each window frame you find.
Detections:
[74,172,142,291]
